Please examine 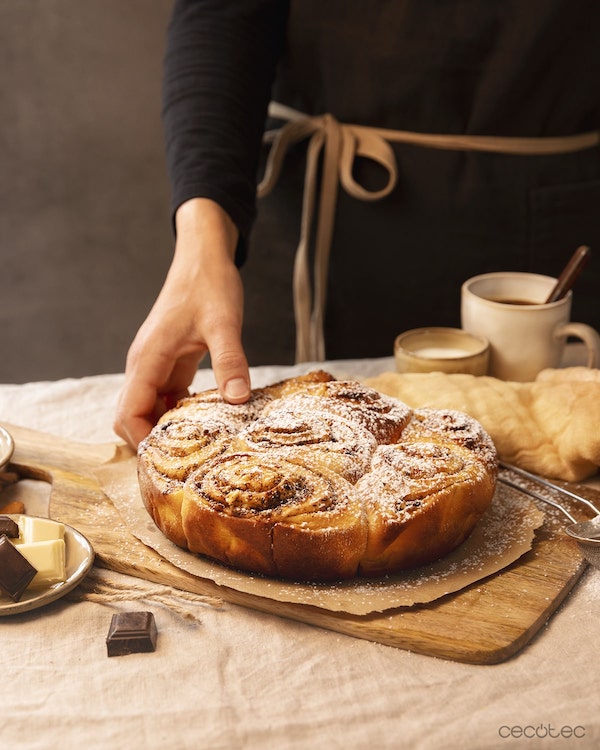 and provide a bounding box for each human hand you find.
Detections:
[113,199,251,448]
